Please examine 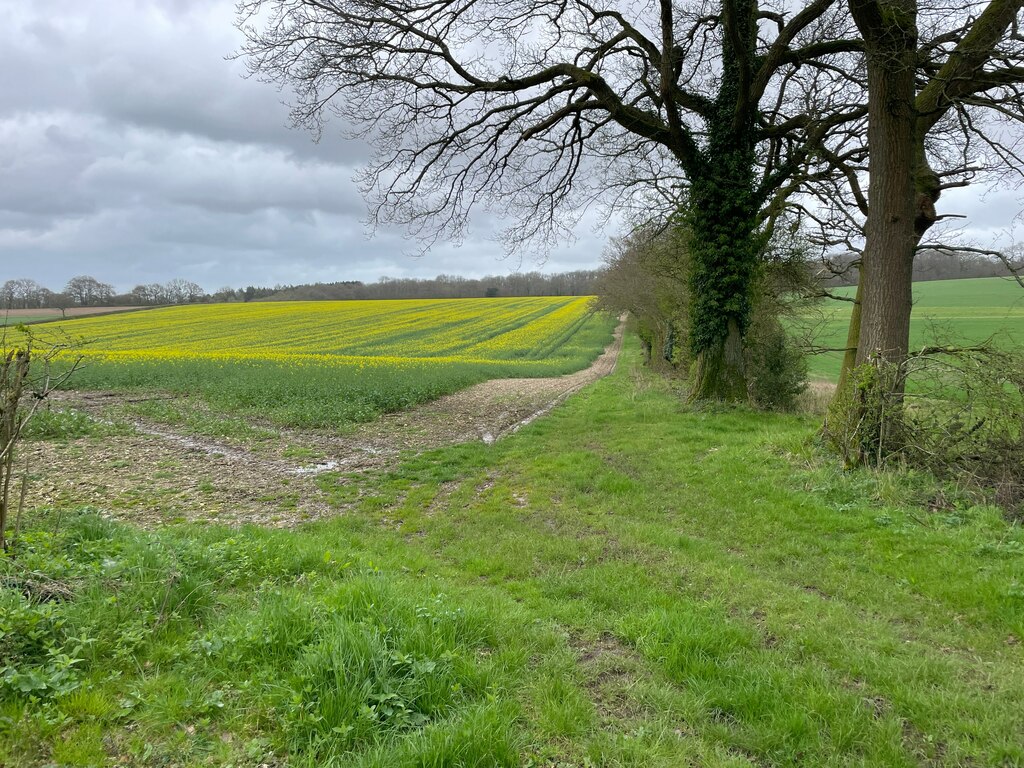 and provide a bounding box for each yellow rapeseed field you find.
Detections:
[33,297,592,365]
[20,297,616,427]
